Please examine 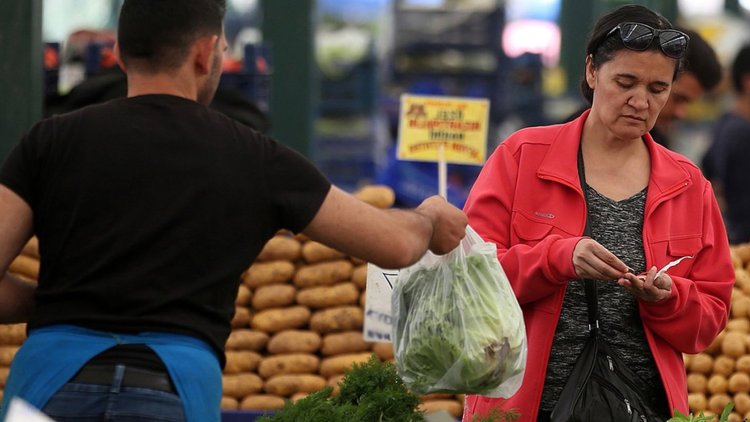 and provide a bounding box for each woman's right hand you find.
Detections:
[572,238,630,281]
